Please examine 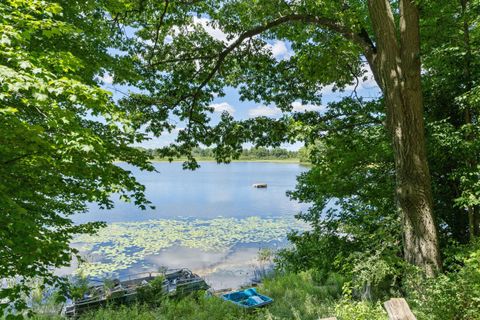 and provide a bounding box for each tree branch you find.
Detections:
[2,152,38,166]
[149,54,217,66]
[165,13,379,122]
[148,0,170,65]
[191,13,377,103]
